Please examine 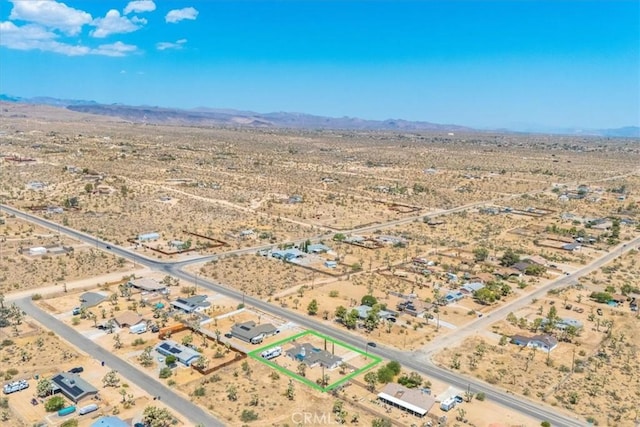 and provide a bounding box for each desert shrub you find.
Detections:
[193,387,206,397]
[159,367,172,379]
[6,368,18,376]
[132,338,146,346]
[60,420,78,427]
[475,392,486,401]
[31,294,42,300]
[240,409,258,422]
